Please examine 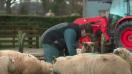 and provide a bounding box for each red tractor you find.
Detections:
[74,0,132,53]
